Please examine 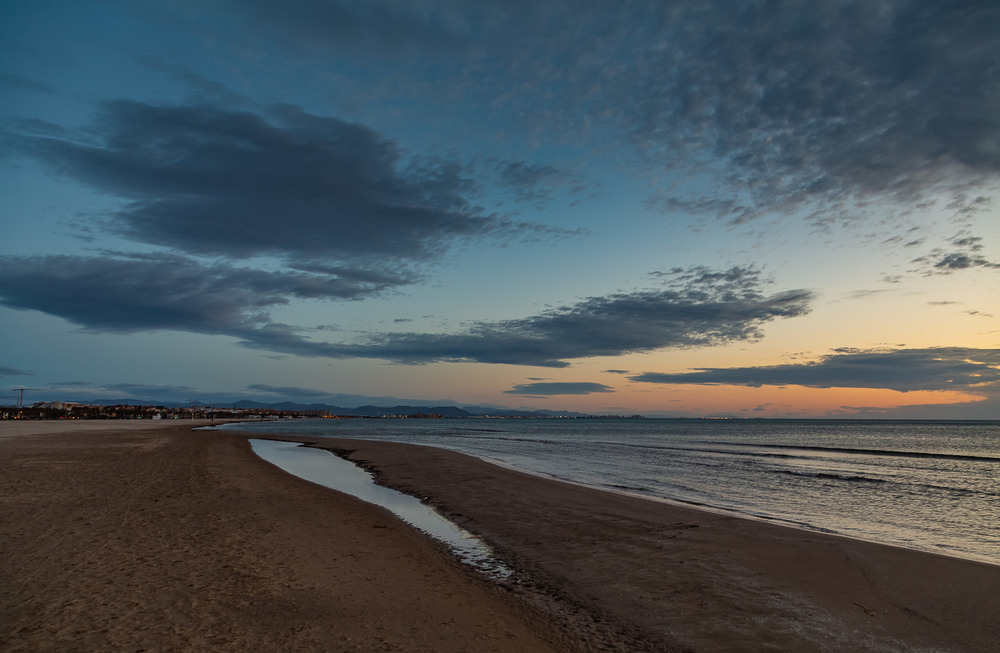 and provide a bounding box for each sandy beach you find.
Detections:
[3,422,998,652]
